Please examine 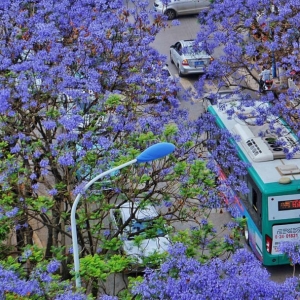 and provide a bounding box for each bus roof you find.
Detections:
[208,101,300,190]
